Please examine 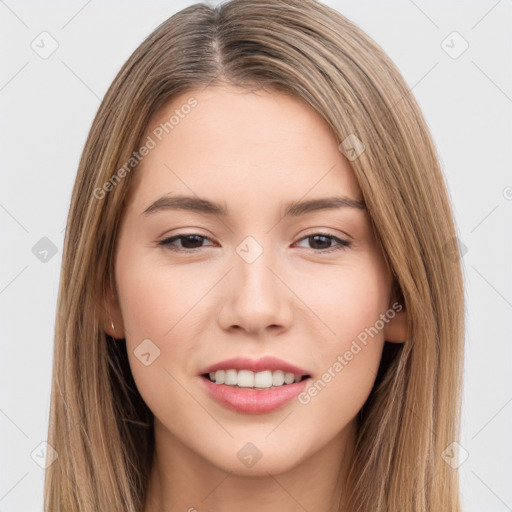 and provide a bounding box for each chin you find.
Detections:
[197,429,315,476]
